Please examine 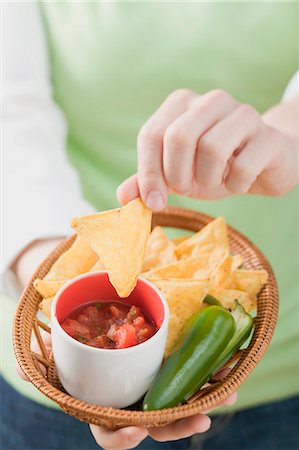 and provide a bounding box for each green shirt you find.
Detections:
[3,1,298,411]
